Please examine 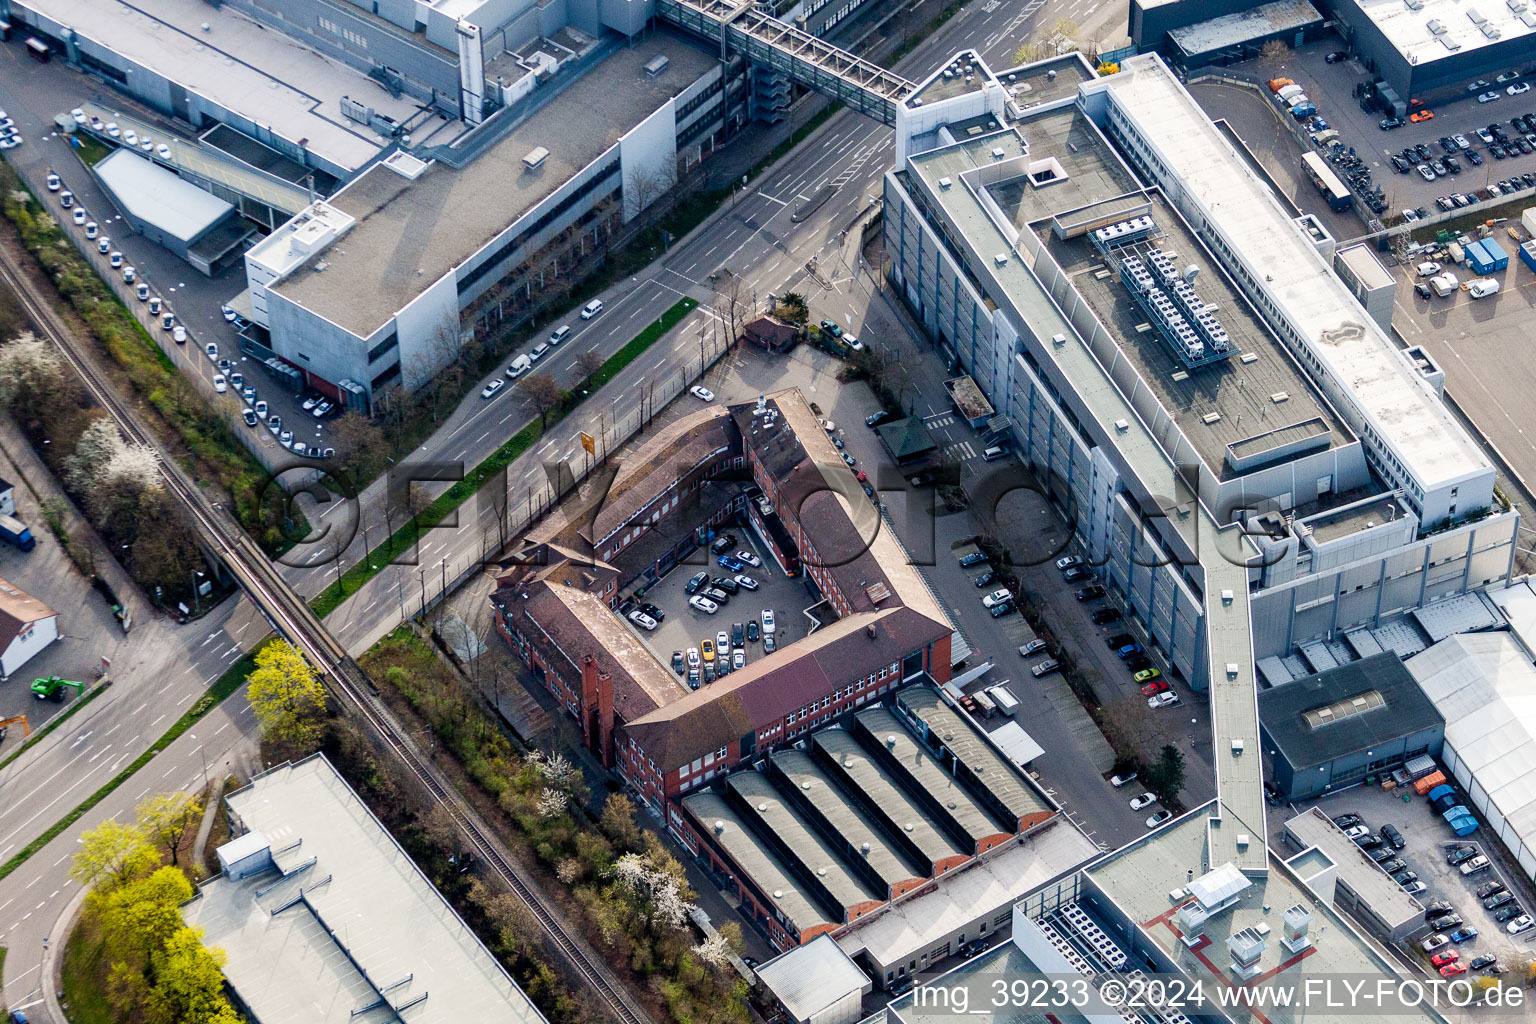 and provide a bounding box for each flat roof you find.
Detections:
[1100,56,1488,494]
[812,729,969,867]
[1087,806,1444,1024]
[275,38,718,337]
[769,749,926,894]
[1299,492,1409,543]
[887,938,1092,1024]
[839,824,1099,970]
[183,756,546,1024]
[855,706,1007,844]
[911,48,995,105]
[725,772,884,916]
[1283,807,1425,928]
[96,148,233,242]
[1336,243,1396,293]
[1258,652,1444,771]
[1350,0,1536,67]
[682,791,839,937]
[895,688,1055,824]
[997,55,1095,113]
[901,58,1265,867]
[1039,191,1343,478]
[754,935,869,1022]
[1167,0,1322,56]
[34,0,424,172]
